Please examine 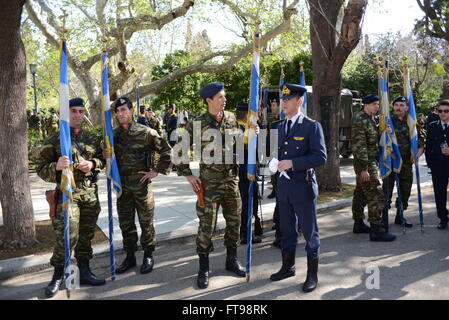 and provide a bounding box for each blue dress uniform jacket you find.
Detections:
[425,120,449,223]
[276,112,327,258]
